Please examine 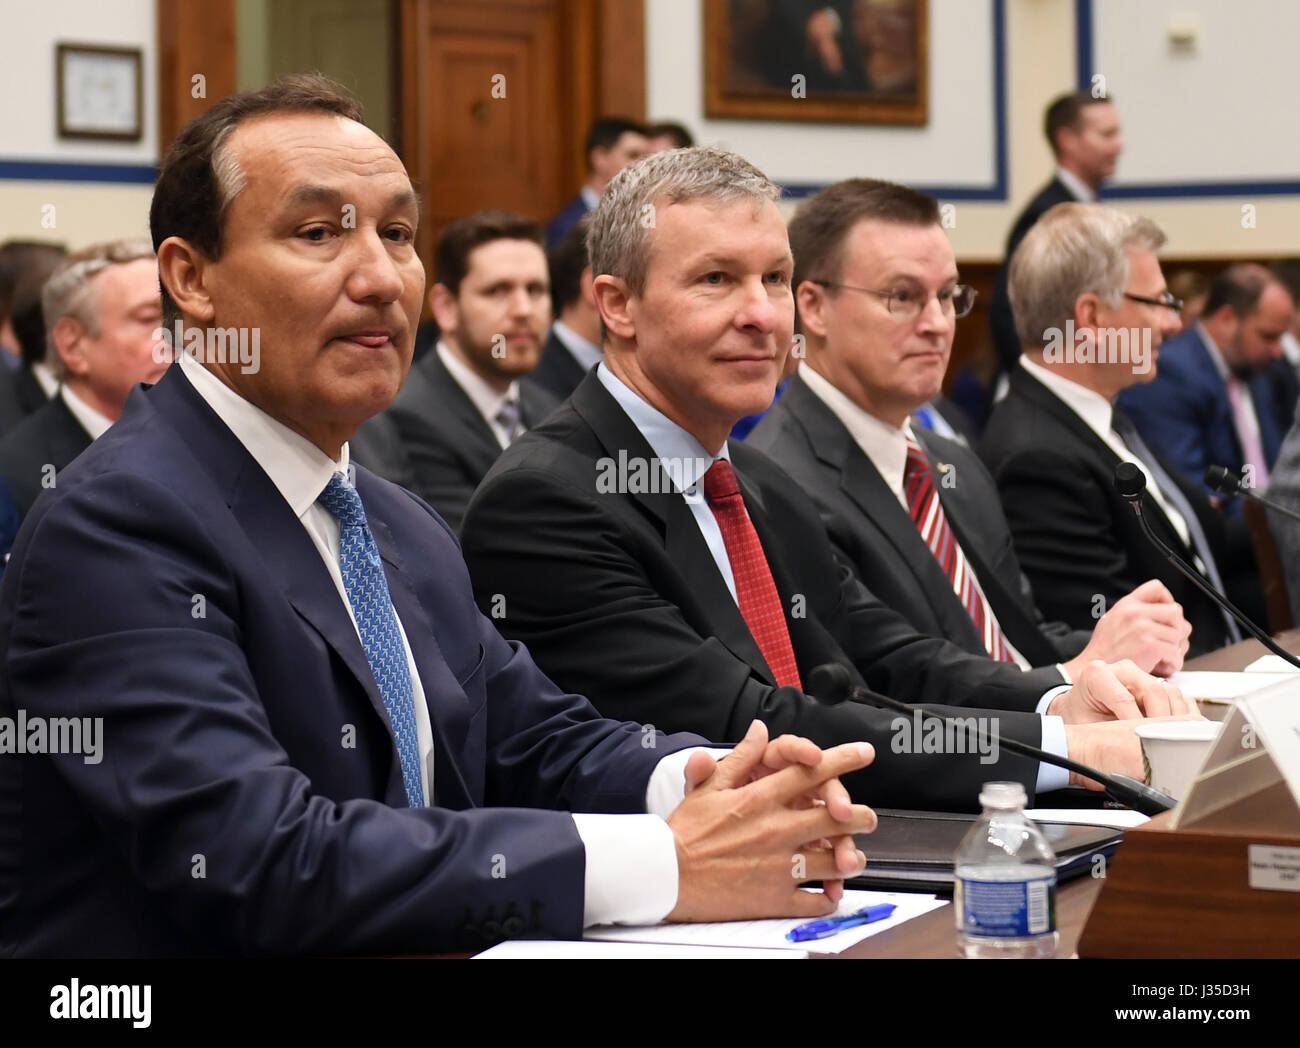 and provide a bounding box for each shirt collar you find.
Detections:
[59,383,115,441]
[177,351,346,518]
[580,184,601,211]
[1055,165,1098,202]
[32,360,60,399]
[595,362,727,493]
[437,340,520,424]
[551,320,604,372]
[798,362,915,494]
[1019,355,1115,440]
[1195,322,1231,381]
